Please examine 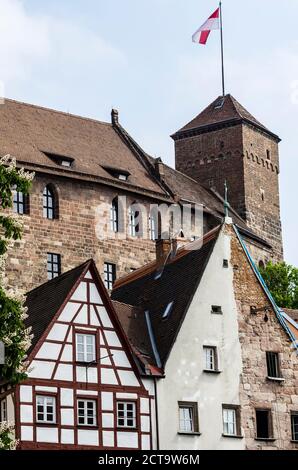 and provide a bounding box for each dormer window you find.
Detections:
[102,166,130,182]
[43,151,74,168]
